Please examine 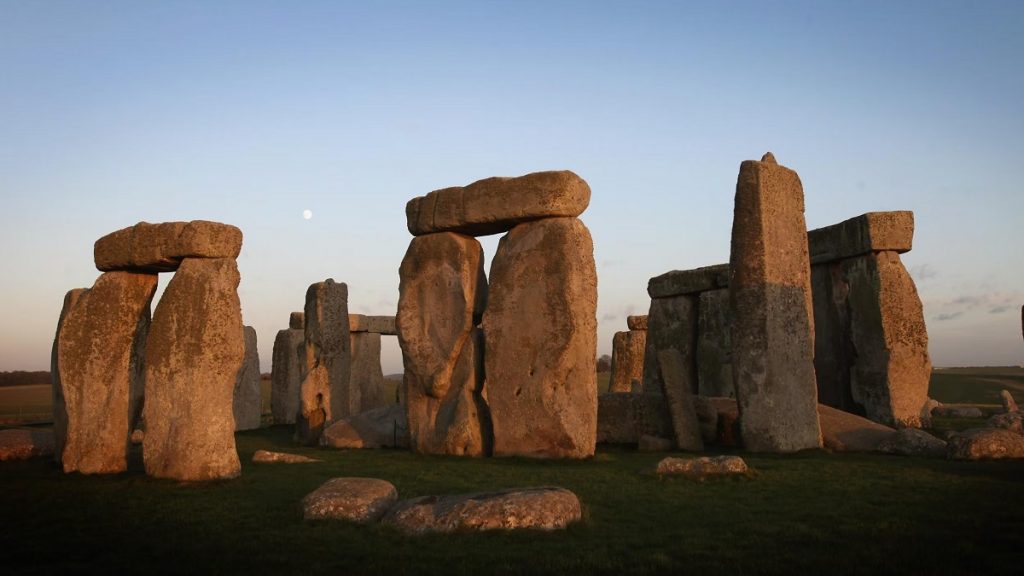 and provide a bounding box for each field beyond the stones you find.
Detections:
[1,368,1023,575]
